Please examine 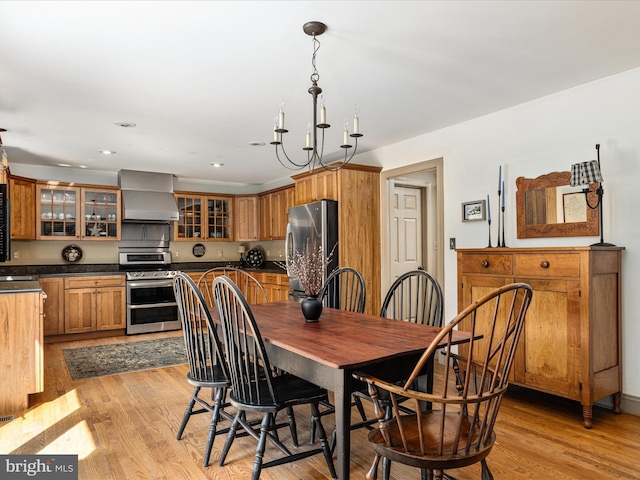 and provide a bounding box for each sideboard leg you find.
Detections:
[613,393,622,414]
[582,404,593,429]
